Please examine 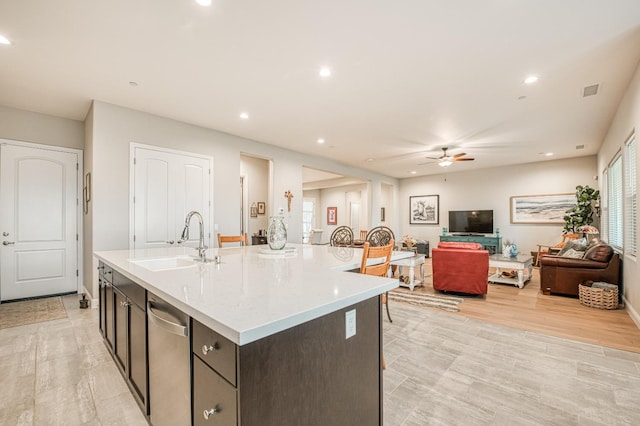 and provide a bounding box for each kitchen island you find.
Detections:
[95,244,410,425]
